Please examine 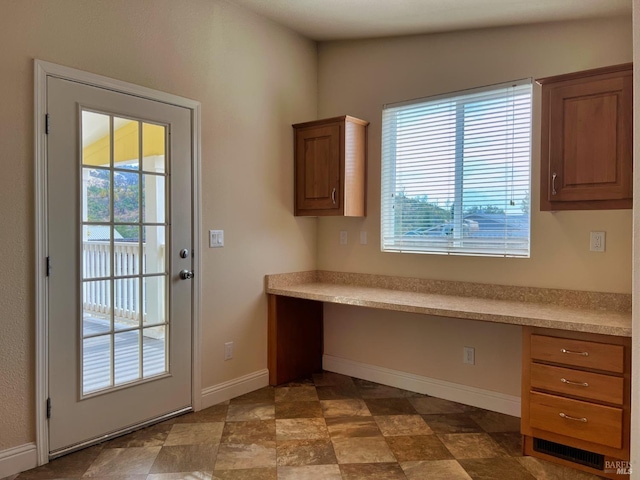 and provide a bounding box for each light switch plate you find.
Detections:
[209,230,224,248]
